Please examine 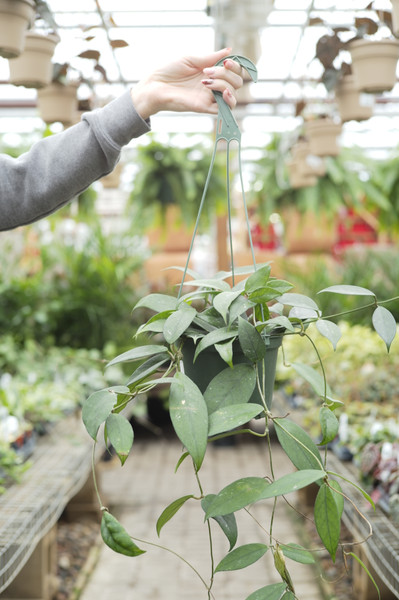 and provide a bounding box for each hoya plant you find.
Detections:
[82,263,398,600]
